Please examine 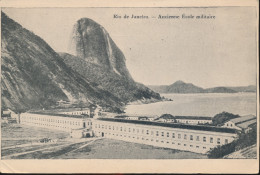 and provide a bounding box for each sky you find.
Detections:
[2,7,257,88]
